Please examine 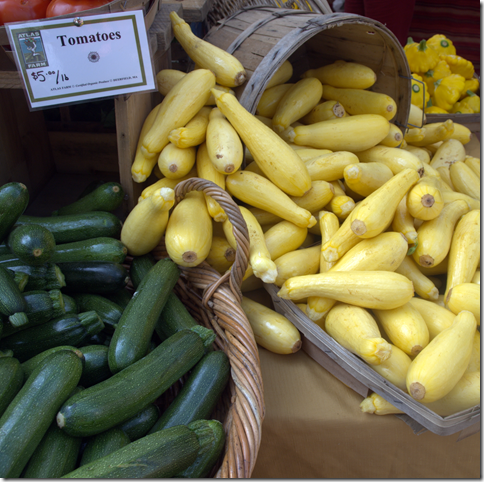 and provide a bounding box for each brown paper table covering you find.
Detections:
[250,133,481,478]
